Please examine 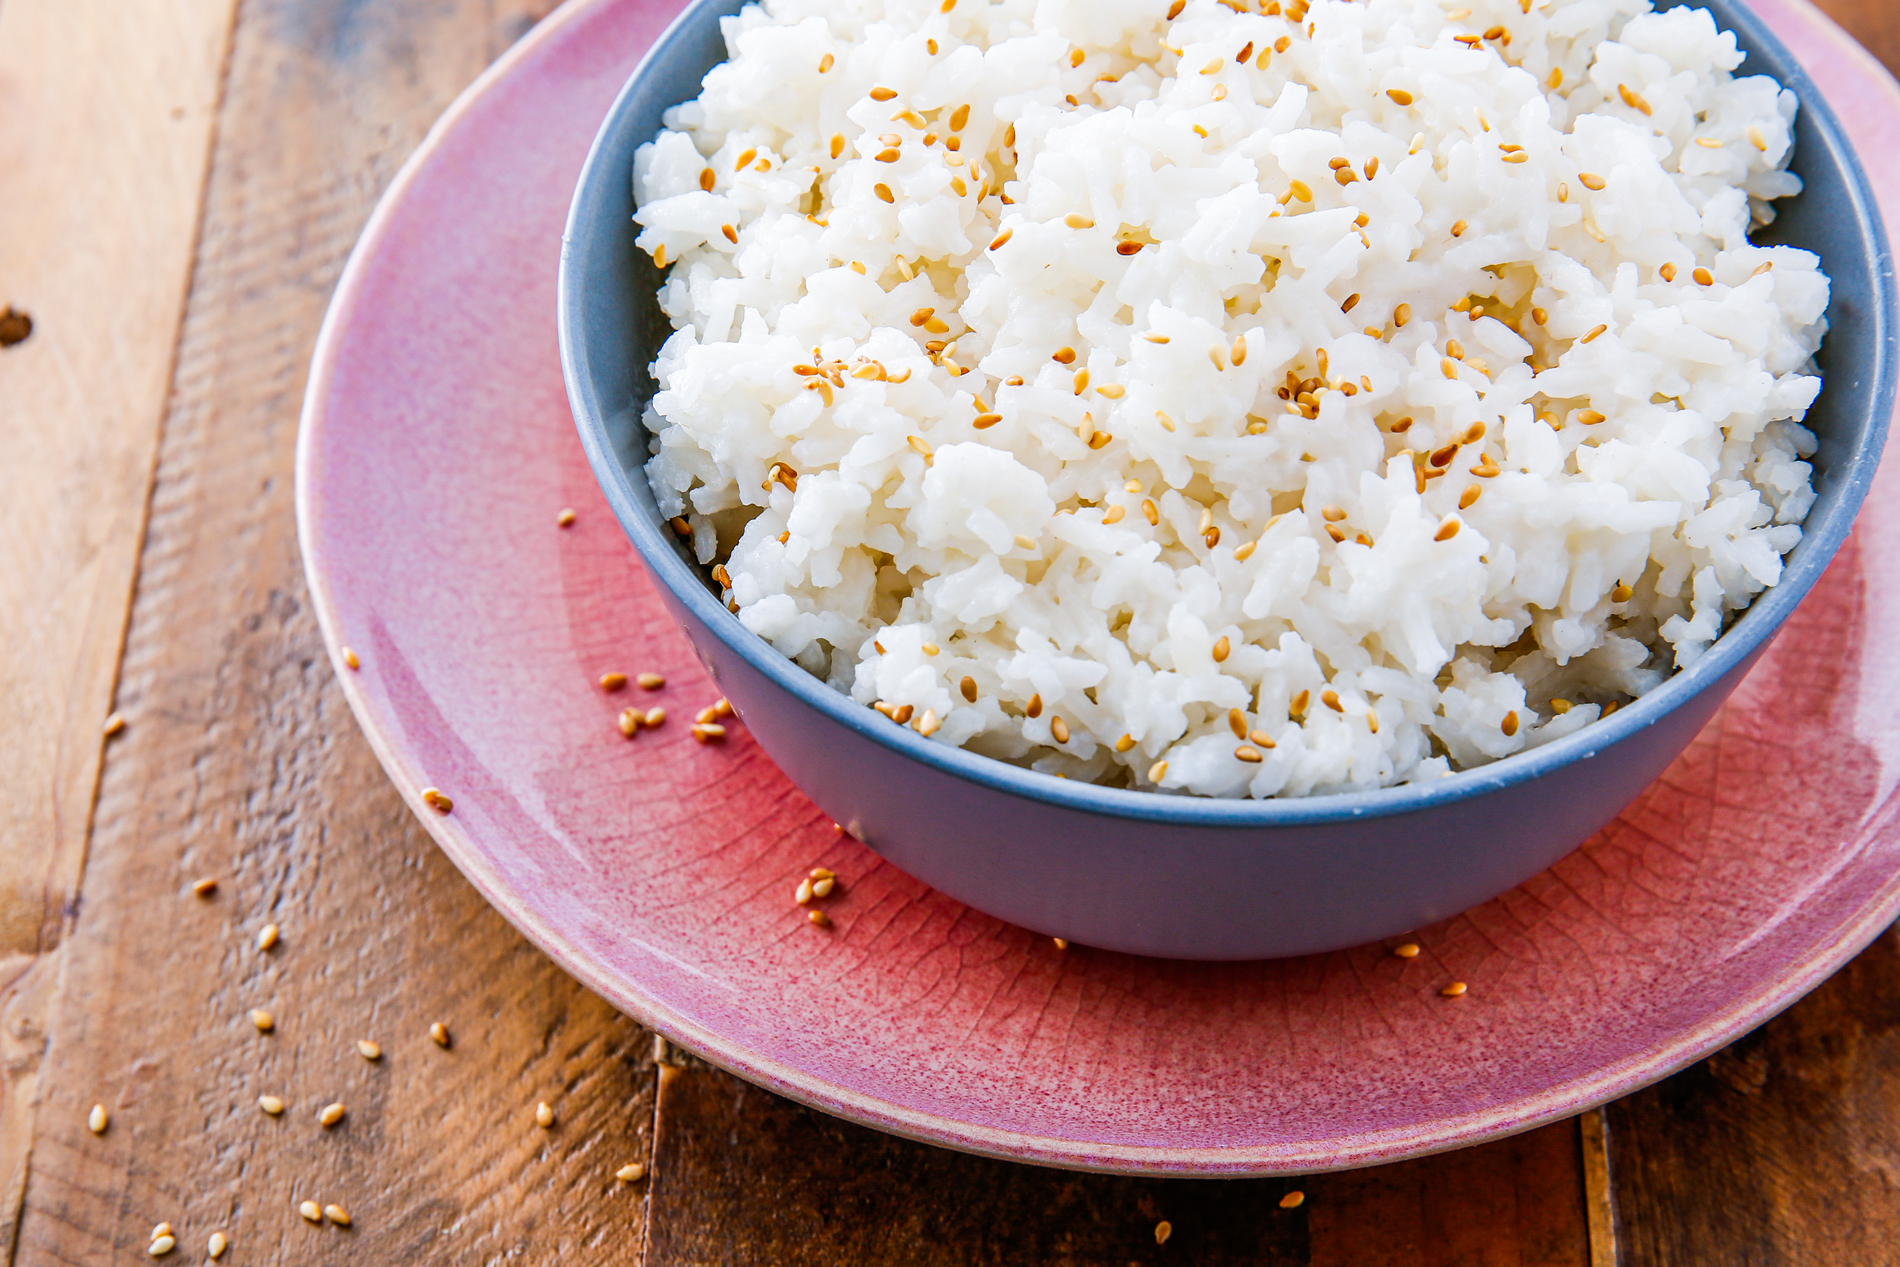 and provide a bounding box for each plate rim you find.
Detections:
[296,0,1900,1174]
